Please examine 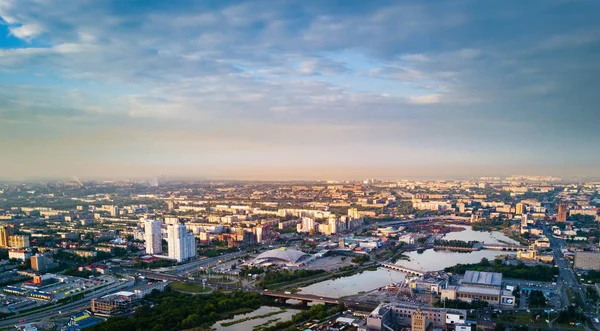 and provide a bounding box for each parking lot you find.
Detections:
[0,275,117,313]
